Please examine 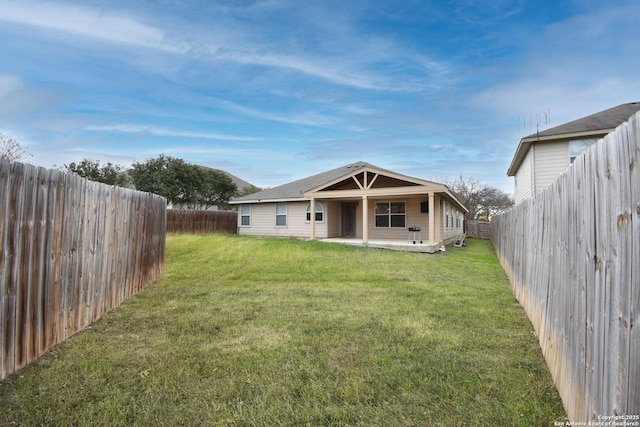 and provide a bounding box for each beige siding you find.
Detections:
[237,196,464,243]
[325,201,341,237]
[514,146,534,204]
[533,141,569,193]
[441,198,464,239]
[237,201,328,238]
[367,198,430,240]
[364,196,462,242]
